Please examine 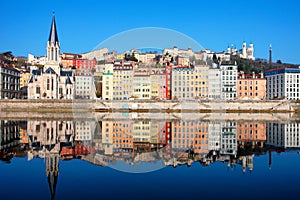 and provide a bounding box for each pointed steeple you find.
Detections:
[46,154,59,200]
[46,12,60,63]
[48,12,59,45]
